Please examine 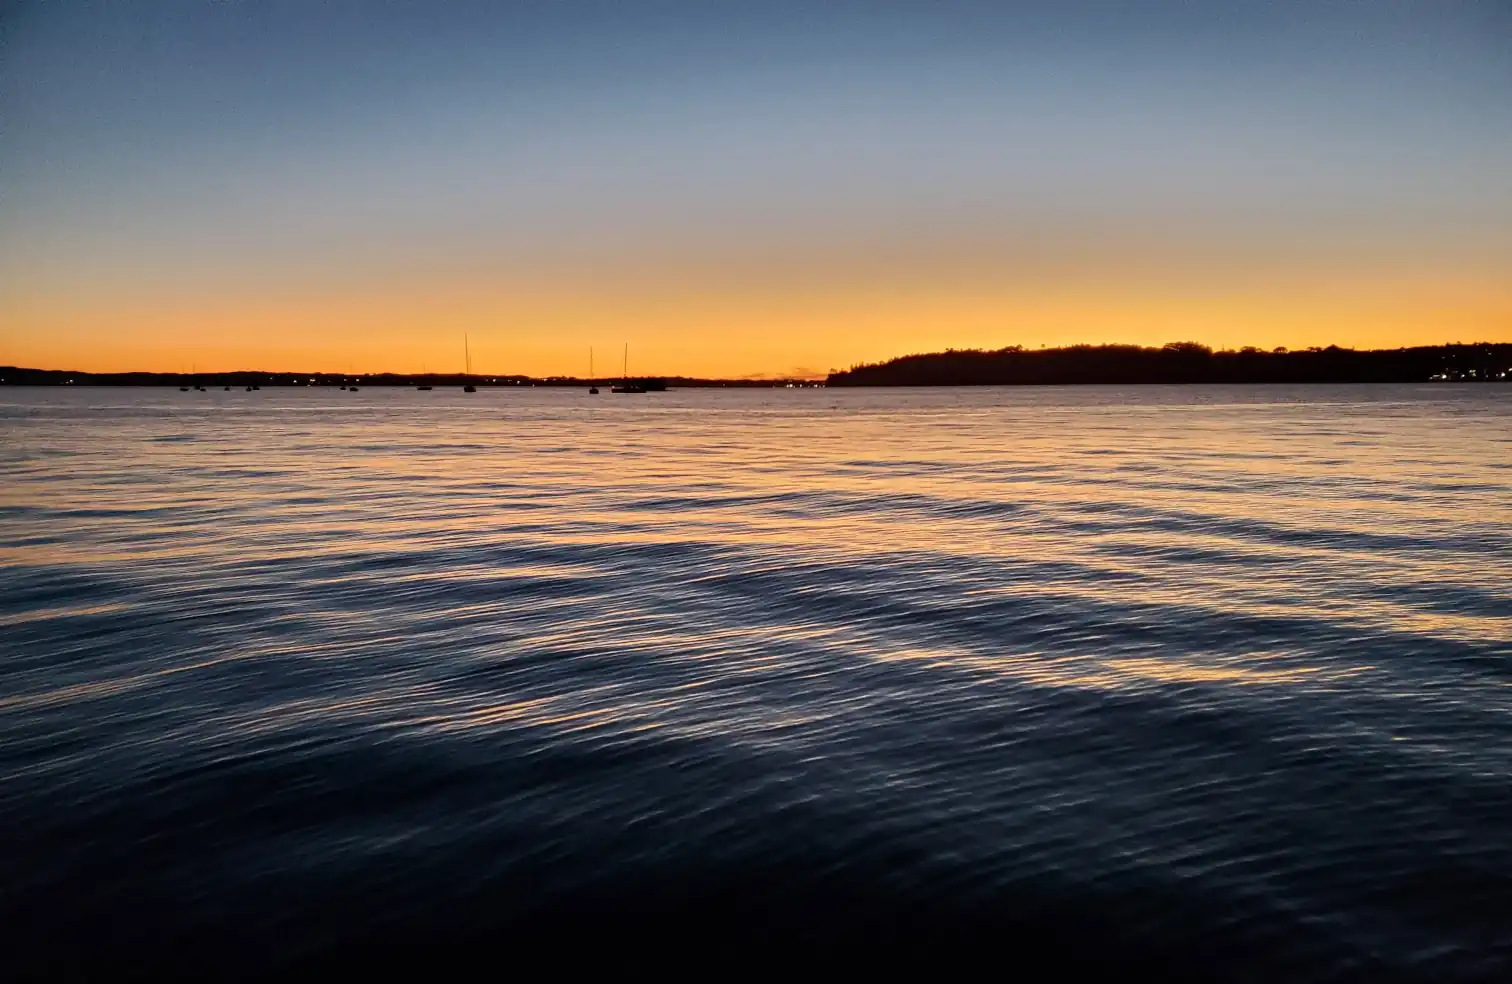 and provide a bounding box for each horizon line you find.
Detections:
[5,339,1510,382]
